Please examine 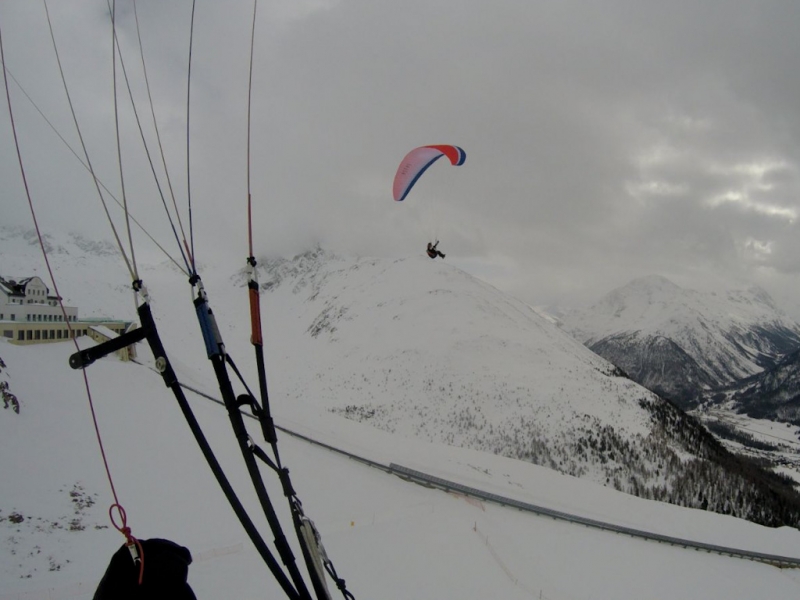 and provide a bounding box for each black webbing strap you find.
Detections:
[136,303,306,600]
[227,354,279,447]
[71,301,303,600]
[207,351,313,600]
[69,326,147,369]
